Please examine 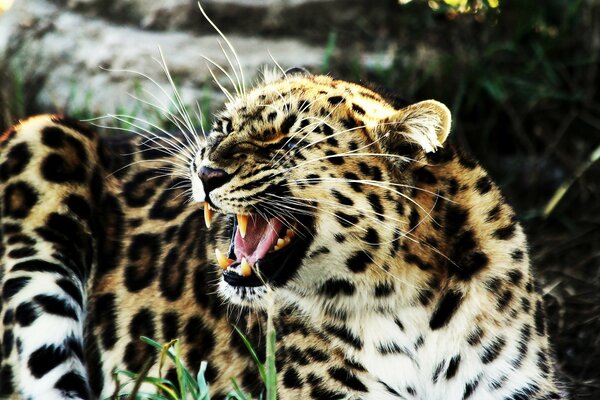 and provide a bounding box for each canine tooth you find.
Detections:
[286,229,295,238]
[240,257,252,277]
[237,214,248,238]
[215,248,233,270]
[284,237,291,245]
[204,203,213,228]
[277,238,285,247]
